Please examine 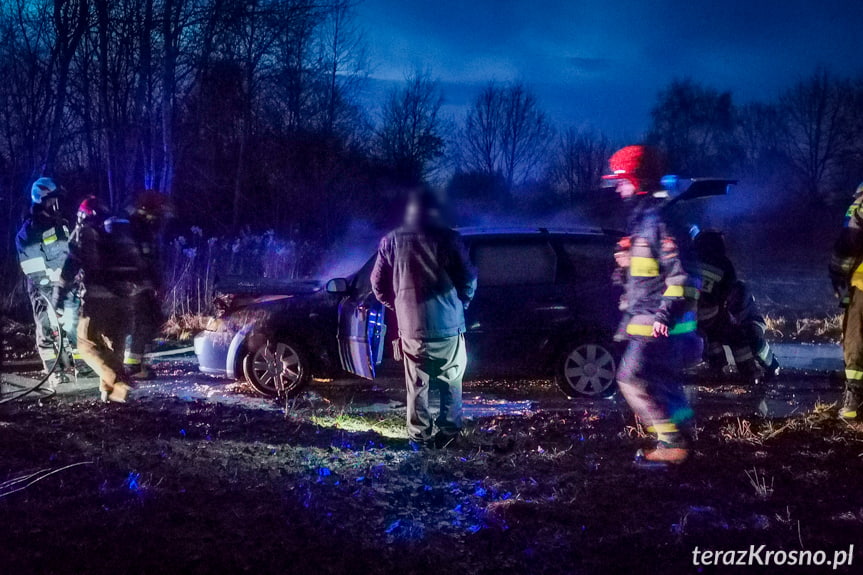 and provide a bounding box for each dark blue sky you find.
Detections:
[356,0,863,139]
